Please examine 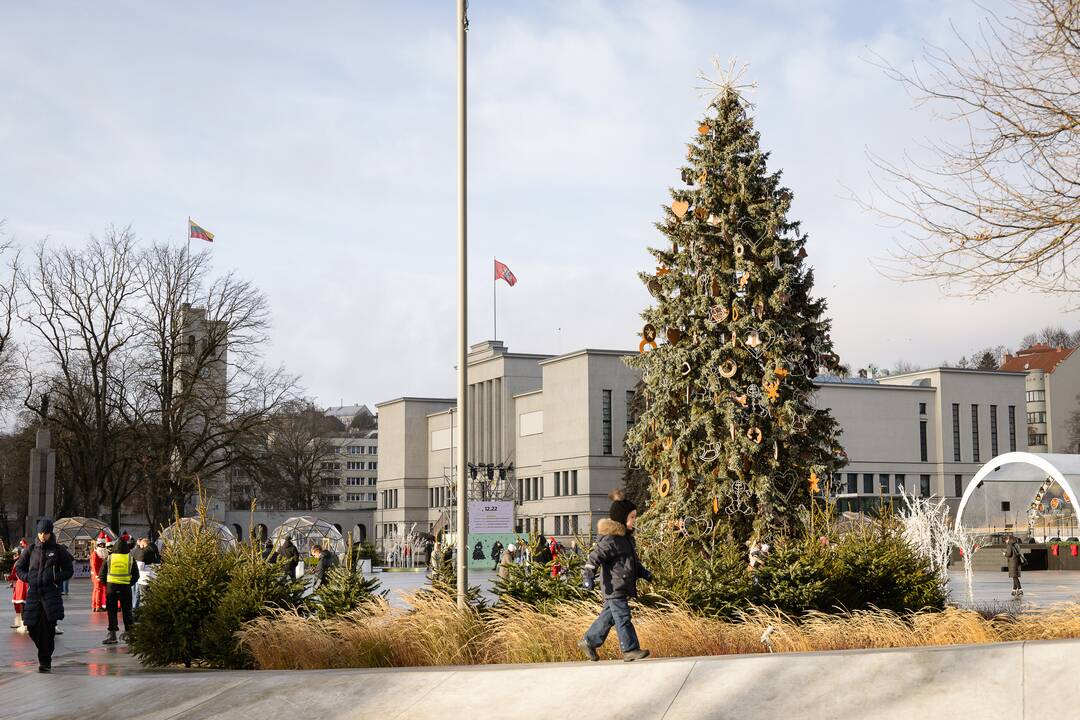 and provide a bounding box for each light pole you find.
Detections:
[455,0,470,610]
